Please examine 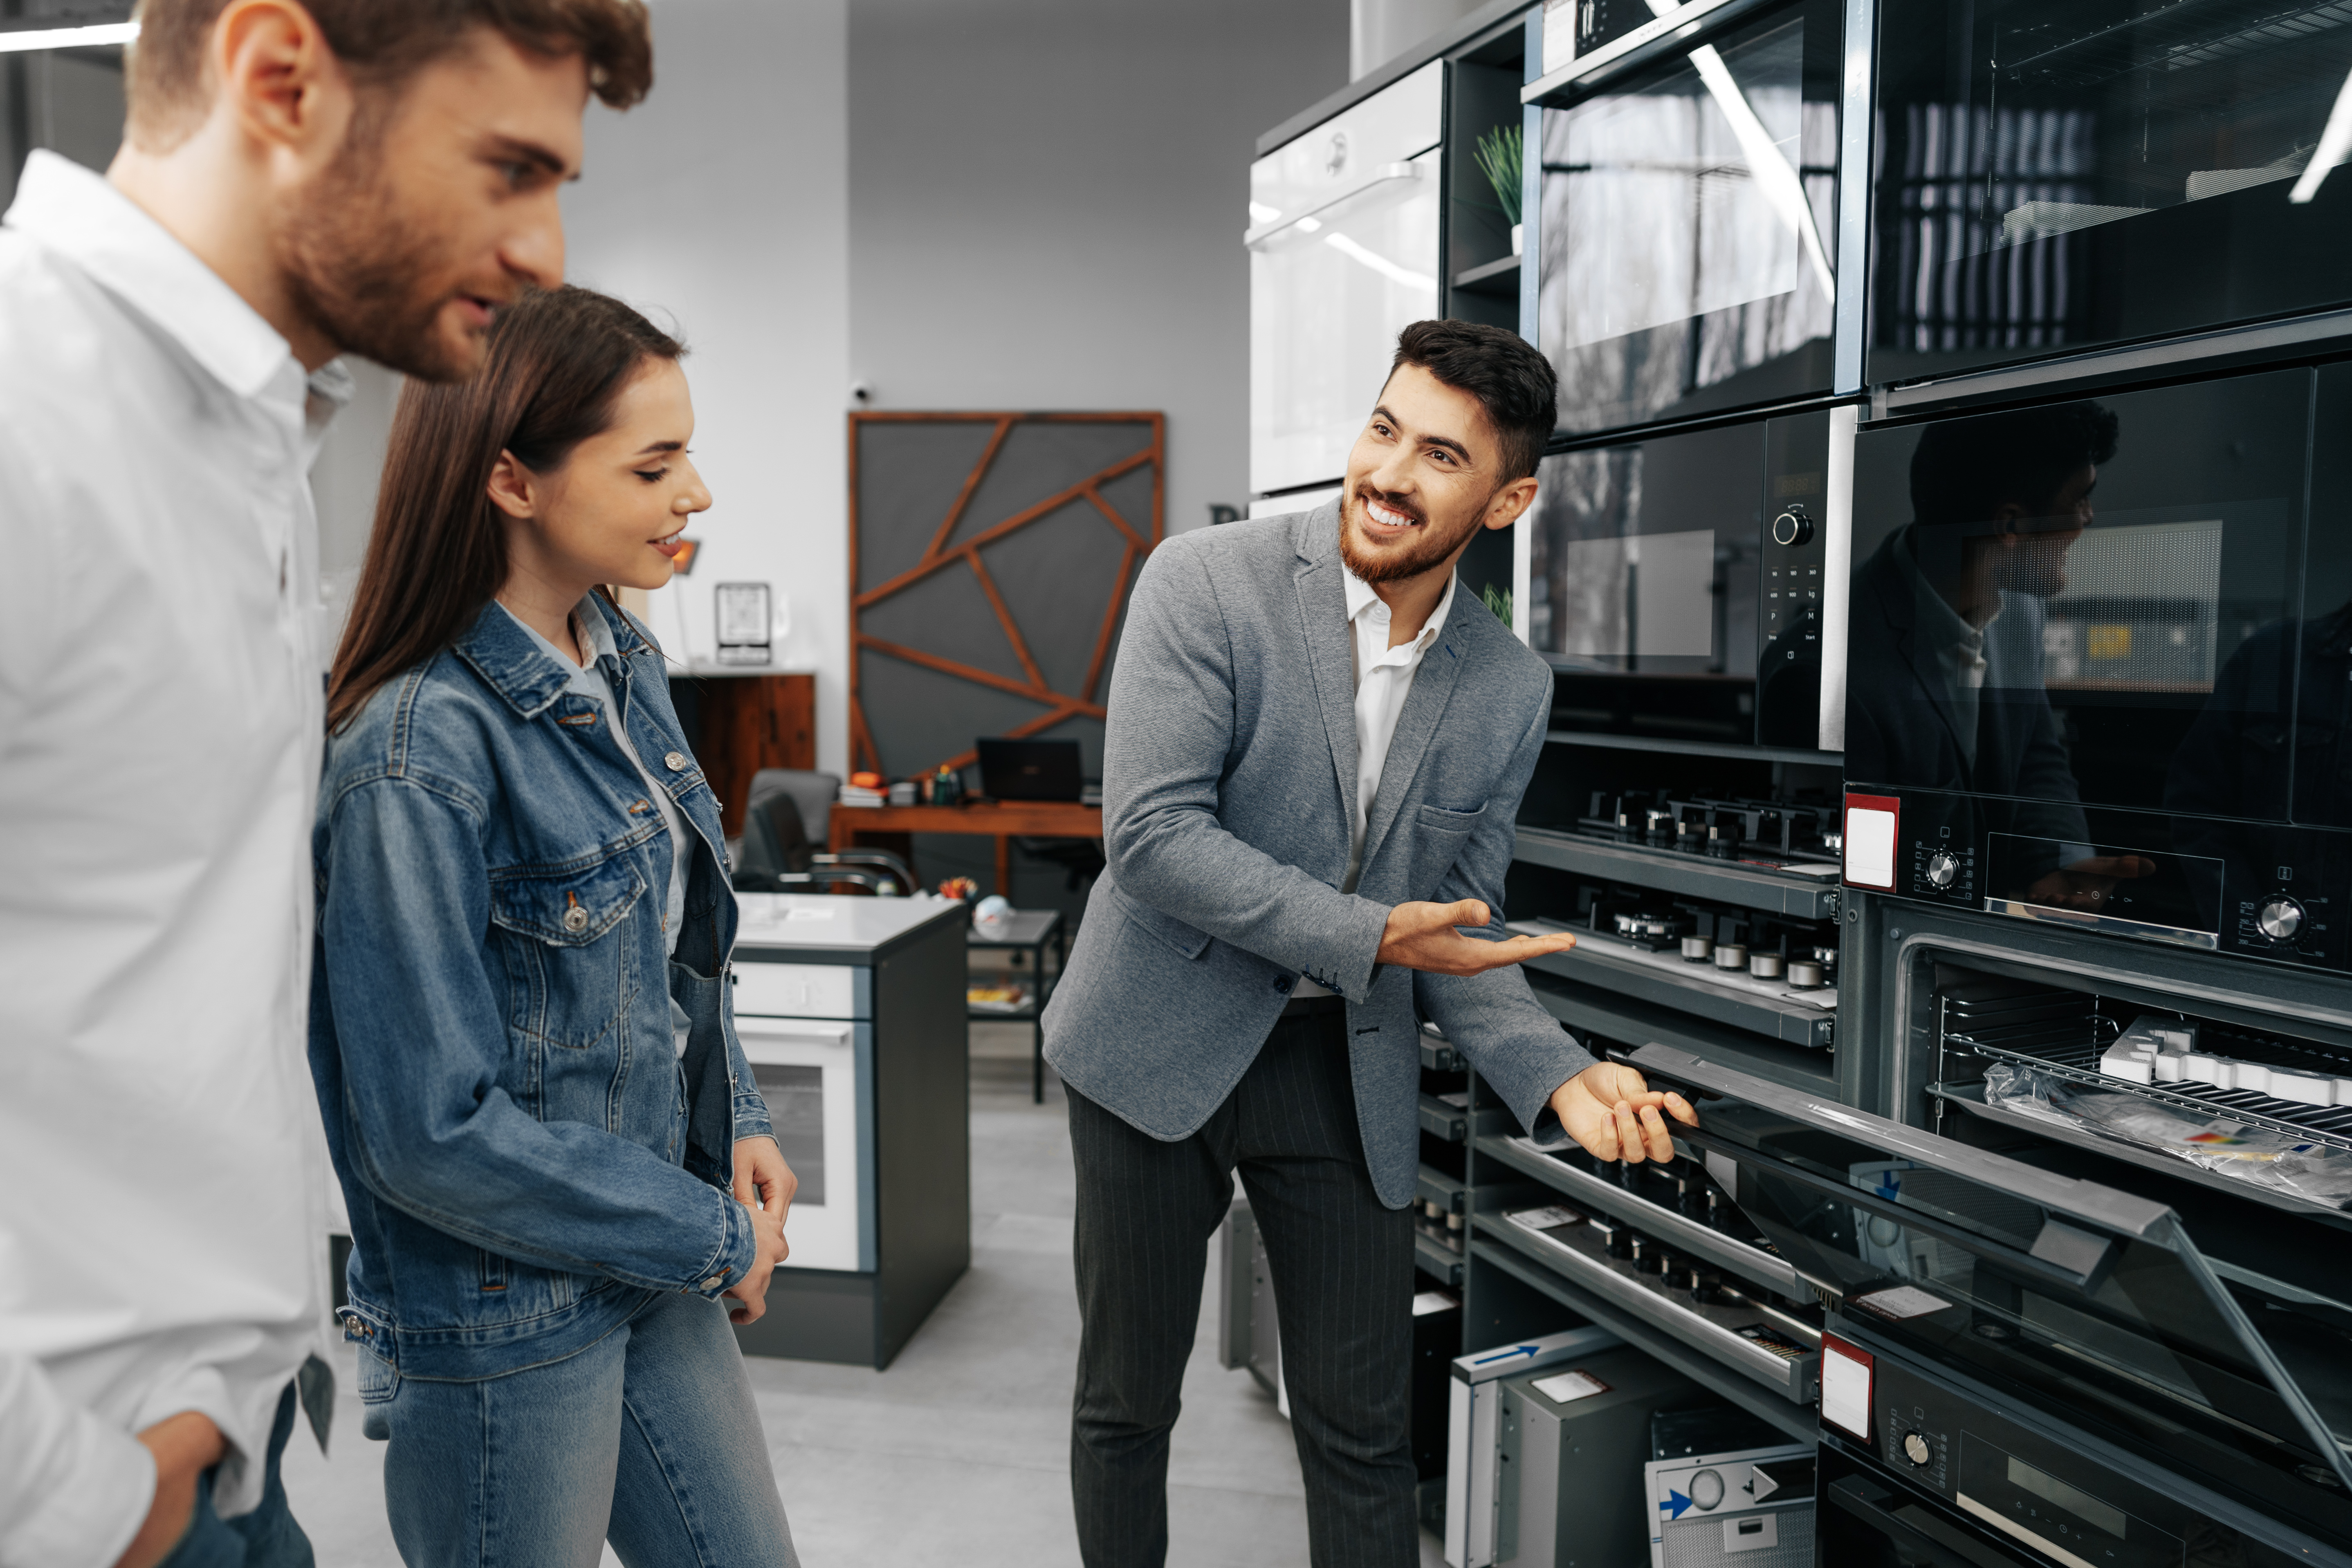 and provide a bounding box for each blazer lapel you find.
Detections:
[1293,508,1360,837]
[1359,588,1470,873]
